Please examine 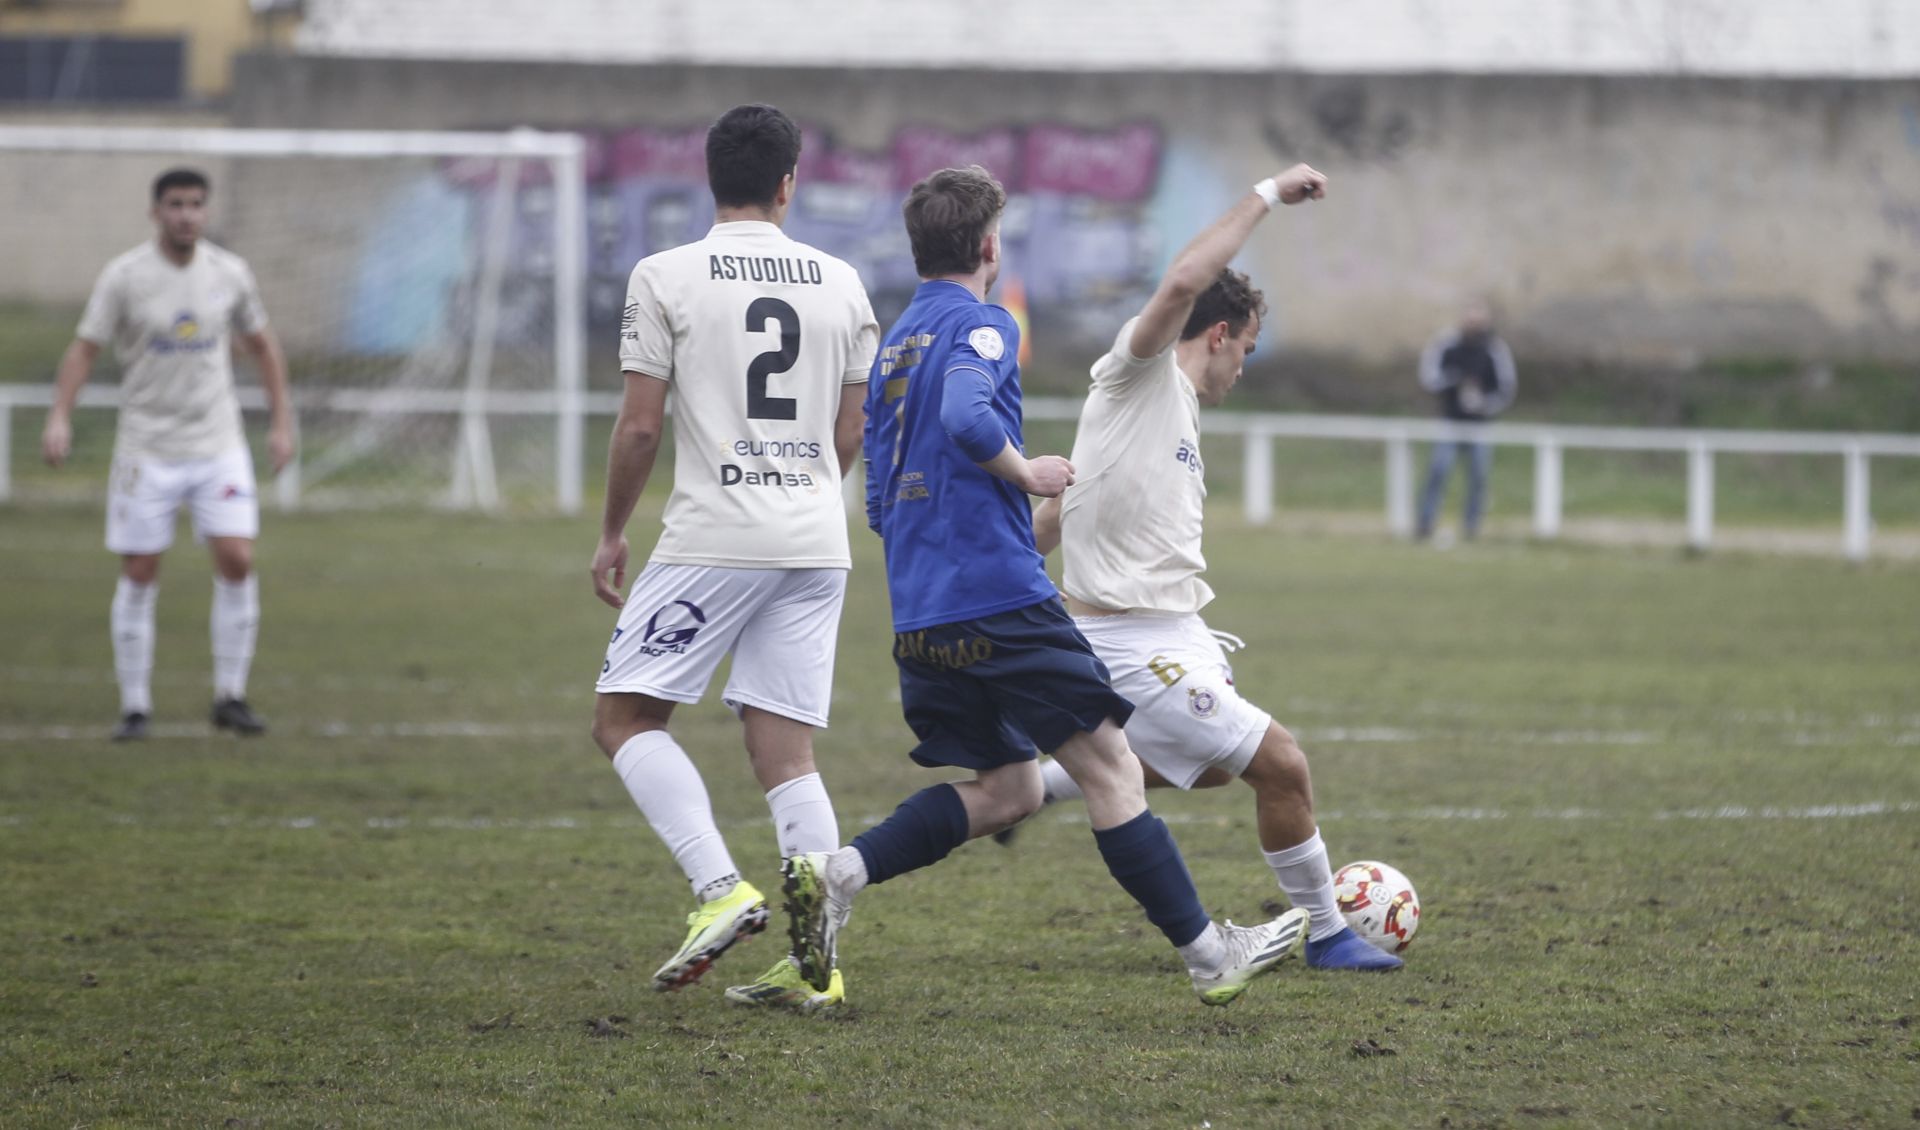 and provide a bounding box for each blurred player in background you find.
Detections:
[42,168,294,741]
[587,104,878,1008]
[782,165,1309,1008]
[1017,162,1404,971]
[1415,299,1518,542]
